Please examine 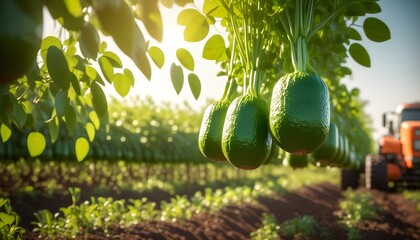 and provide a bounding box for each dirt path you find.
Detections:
[76,182,419,240]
